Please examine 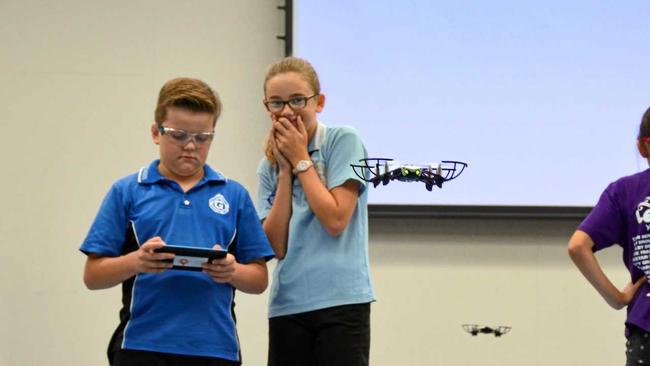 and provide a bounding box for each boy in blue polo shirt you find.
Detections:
[80,77,274,366]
